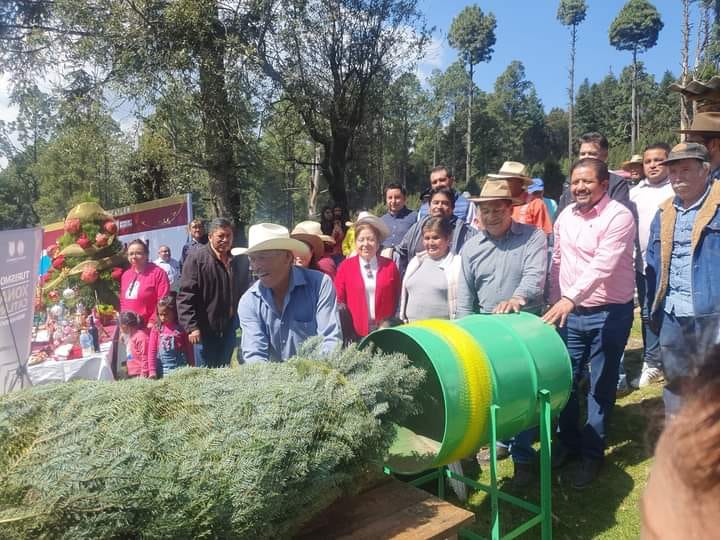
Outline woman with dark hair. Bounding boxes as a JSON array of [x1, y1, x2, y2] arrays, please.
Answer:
[[334, 212, 400, 340], [399, 217, 461, 322], [120, 239, 170, 328], [320, 204, 346, 264], [642, 351, 720, 537], [290, 221, 337, 279]]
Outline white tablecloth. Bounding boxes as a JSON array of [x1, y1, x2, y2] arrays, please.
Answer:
[[28, 342, 114, 384]]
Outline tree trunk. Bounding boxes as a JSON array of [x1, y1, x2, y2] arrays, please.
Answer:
[[466, 62, 474, 185], [433, 119, 438, 167], [631, 47, 637, 153], [308, 145, 322, 218], [568, 23, 577, 162], [680, 0, 692, 138], [196, 4, 246, 244], [322, 131, 349, 210], [451, 103, 457, 175]]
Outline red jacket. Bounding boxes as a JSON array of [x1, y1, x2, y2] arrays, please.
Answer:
[[334, 255, 400, 337]]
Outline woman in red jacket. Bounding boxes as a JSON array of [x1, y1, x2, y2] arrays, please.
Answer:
[[334, 212, 400, 340]]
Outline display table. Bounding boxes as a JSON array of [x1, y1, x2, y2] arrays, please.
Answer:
[[27, 325, 117, 385], [297, 478, 475, 539]]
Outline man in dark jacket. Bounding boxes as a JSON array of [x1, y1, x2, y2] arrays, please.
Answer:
[[557, 132, 631, 214], [178, 217, 250, 368], [179, 218, 208, 271]]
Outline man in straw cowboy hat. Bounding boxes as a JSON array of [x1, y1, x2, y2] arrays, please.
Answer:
[[237, 223, 342, 363], [679, 111, 720, 181], [456, 178, 548, 487], [543, 158, 636, 489], [488, 161, 552, 235], [620, 154, 644, 186], [646, 142, 720, 417], [290, 220, 337, 279]]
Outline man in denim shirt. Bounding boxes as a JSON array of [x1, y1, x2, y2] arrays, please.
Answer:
[[237, 224, 343, 363], [646, 143, 720, 416]]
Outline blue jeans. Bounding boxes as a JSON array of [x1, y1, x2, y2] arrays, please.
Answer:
[[658, 311, 720, 415], [637, 272, 661, 369], [557, 302, 634, 460], [193, 316, 238, 368]]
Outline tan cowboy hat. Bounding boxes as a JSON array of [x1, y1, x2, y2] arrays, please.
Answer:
[[487, 161, 533, 186], [469, 180, 524, 206], [231, 223, 310, 256], [621, 154, 644, 171], [678, 111, 720, 134], [290, 221, 334, 257], [354, 211, 390, 242]]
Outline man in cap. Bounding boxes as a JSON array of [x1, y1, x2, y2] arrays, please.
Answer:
[[456, 179, 547, 487], [237, 223, 343, 363], [621, 154, 644, 186], [491, 161, 553, 235], [178, 217, 249, 368], [681, 111, 720, 180], [630, 143, 674, 388], [528, 178, 558, 222], [543, 158, 636, 489], [646, 142, 720, 416], [395, 187, 476, 275], [558, 132, 632, 214], [416, 165, 477, 226]]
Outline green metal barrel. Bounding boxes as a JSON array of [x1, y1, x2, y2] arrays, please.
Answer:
[[359, 313, 571, 474]]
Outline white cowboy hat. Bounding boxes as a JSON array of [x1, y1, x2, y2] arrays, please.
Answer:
[[354, 211, 390, 242], [487, 161, 533, 186], [231, 223, 310, 256], [290, 221, 334, 257]]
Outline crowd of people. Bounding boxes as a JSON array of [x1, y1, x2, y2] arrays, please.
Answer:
[[113, 126, 720, 494]]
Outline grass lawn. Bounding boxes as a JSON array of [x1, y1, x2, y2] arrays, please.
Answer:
[[460, 314, 664, 539]]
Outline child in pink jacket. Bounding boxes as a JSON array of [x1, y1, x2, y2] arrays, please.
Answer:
[[120, 311, 150, 378], [147, 295, 193, 378]]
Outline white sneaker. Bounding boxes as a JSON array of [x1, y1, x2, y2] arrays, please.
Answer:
[[638, 367, 663, 387]]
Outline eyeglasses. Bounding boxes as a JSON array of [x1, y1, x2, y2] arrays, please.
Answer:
[[364, 263, 373, 279]]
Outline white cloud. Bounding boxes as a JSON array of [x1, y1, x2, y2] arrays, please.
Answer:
[[416, 34, 450, 85]]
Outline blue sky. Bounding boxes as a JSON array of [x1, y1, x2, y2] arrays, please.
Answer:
[[417, 0, 685, 111], [0, 0, 693, 138]]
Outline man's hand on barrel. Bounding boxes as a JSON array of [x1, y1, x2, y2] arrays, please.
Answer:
[[541, 297, 575, 328], [493, 296, 526, 314]]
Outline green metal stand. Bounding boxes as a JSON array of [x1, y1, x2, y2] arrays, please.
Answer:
[[385, 389, 554, 540]]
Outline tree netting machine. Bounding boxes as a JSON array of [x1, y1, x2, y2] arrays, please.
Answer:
[[360, 312, 572, 540]]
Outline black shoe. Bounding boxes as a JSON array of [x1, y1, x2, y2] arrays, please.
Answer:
[[512, 462, 537, 488], [572, 458, 603, 490], [551, 444, 579, 469]]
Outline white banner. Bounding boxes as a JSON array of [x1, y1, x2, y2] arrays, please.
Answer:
[[118, 225, 188, 266], [0, 227, 42, 395]]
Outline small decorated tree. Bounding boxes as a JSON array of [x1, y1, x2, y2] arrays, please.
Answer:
[[42, 202, 126, 311]]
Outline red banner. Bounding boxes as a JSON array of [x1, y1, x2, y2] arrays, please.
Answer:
[[43, 195, 191, 248]]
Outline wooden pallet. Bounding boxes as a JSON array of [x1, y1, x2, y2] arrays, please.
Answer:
[[297, 478, 474, 539]]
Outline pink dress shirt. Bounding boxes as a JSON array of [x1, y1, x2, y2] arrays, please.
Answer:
[[549, 194, 636, 307]]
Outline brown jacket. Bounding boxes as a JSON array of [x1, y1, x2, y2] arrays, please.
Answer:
[[649, 180, 720, 316]]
